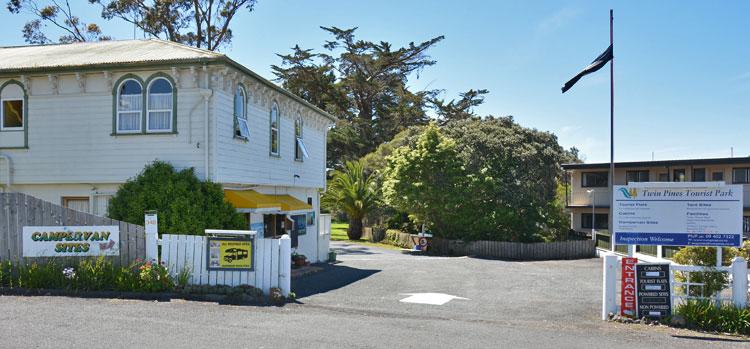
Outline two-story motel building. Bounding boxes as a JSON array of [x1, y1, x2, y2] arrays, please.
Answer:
[[562, 157, 750, 257]]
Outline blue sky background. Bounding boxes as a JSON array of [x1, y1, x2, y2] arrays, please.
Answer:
[[2, 0, 749, 163]]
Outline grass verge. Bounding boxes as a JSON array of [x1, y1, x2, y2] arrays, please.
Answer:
[[329, 222, 402, 250]]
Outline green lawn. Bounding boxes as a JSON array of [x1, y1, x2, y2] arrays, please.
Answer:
[[329, 222, 402, 250]]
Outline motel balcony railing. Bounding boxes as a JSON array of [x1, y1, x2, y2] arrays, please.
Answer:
[[567, 189, 612, 207]]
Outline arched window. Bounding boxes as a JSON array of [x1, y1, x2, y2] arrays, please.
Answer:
[[269, 102, 280, 156], [1, 83, 24, 131], [117, 79, 143, 133], [234, 86, 249, 139], [147, 78, 173, 132], [294, 117, 308, 161]]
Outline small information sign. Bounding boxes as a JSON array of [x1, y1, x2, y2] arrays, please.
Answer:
[[621, 257, 637, 317], [206, 236, 254, 271], [636, 263, 671, 319]]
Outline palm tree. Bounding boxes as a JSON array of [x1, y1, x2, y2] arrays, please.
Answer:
[[323, 161, 379, 240]]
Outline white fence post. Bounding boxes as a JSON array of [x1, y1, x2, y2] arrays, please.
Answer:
[[279, 234, 292, 297], [731, 257, 748, 308], [602, 255, 618, 320], [144, 212, 158, 263]]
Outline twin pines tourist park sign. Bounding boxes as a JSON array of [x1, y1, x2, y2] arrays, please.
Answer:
[[613, 182, 742, 319], [613, 182, 742, 247]]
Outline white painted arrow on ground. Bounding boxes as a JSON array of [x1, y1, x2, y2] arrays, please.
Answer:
[[399, 293, 469, 305]]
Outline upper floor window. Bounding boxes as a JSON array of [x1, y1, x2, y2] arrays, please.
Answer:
[[626, 170, 649, 184], [234, 86, 249, 139], [1, 83, 24, 131], [711, 171, 724, 182], [691, 168, 706, 182], [294, 117, 309, 161], [270, 102, 280, 156], [673, 169, 686, 182], [117, 79, 143, 133], [581, 172, 608, 188], [733, 168, 750, 184], [146, 78, 173, 133], [657, 173, 669, 182]]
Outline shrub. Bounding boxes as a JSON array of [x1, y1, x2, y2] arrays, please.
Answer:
[[384, 229, 411, 249], [672, 247, 737, 297], [76, 257, 117, 291], [676, 300, 750, 335], [107, 161, 246, 235]]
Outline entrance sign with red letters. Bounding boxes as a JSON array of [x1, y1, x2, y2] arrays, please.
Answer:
[[621, 257, 637, 317]]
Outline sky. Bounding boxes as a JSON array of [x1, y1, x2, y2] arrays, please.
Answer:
[[2, 0, 750, 163]]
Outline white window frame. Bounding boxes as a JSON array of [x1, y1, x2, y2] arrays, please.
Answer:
[[146, 77, 173, 133], [0, 98, 24, 131], [294, 117, 305, 161], [116, 78, 143, 134], [270, 102, 280, 156], [234, 86, 249, 139]]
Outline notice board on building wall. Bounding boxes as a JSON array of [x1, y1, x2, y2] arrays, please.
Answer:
[[613, 182, 742, 247], [636, 263, 671, 319]]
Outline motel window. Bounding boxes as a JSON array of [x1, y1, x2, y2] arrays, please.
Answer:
[[117, 79, 143, 133], [270, 102, 280, 156], [581, 213, 608, 230], [234, 86, 249, 139], [626, 170, 649, 184], [733, 168, 750, 184], [711, 171, 724, 182], [673, 169, 686, 182], [294, 117, 309, 161], [744, 216, 750, 235], [146, 78, 174, 133], [62, 197, 90, 213], [691, 168, 706, 182], [1, 83, 25, 131], [657, 173, 669, 182], [581, 172, 608, 188], [263, 214, 286, 238]]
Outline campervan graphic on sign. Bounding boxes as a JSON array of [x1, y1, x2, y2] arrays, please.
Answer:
[[207, 236, 254, 271], [613, 182, 742, 247]]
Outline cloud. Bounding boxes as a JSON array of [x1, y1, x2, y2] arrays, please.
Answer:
[[537, 8, 581, 35]]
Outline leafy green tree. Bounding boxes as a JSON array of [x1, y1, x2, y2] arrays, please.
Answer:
[[382, 123, 467, 236], [7, 0, 109, 43], [107, 161, 245, 235], [272, 27, 444, 168], [7, 0, 257, 50], [431, 89, 489, 125], [322, 161, 379, 240]]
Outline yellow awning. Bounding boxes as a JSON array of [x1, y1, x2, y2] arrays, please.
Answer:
[[224, 190, 312, 212]]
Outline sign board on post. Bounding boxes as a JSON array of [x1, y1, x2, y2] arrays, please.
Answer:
[[23, 226, 120, 257], [621, 257, 637, 317], [636, 263, 672, 319], [207, 236, 254, 271], [144, 211, 158, 263], [613, 183, 742, 247]]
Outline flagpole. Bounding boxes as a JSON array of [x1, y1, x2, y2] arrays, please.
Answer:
[[608, 9, 620, 254]]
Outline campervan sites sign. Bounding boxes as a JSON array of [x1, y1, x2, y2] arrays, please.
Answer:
[[613, 183, 742, 247], [23, 226, 120, 257]]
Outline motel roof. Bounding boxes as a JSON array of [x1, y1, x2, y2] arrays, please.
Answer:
[[562, 156, 750, 170], [0, 39, 336, 122]]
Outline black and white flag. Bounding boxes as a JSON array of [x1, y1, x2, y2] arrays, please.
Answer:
[[561, 45, 613, 93]]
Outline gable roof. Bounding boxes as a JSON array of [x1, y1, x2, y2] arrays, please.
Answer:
[[0, 39, 336, 122]]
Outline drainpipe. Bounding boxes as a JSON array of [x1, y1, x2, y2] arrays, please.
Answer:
[[201, 65, 213, 181], [0, 154, 11, 191]]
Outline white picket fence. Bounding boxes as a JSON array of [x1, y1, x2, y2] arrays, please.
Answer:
[[150, 233, 291, 296], [601, 255, 749, 320]]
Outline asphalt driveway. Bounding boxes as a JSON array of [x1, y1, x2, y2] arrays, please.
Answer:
[[0, 241, 747, 348]]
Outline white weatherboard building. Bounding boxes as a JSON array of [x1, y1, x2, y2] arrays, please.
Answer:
[[0, 39, 335, 262]]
